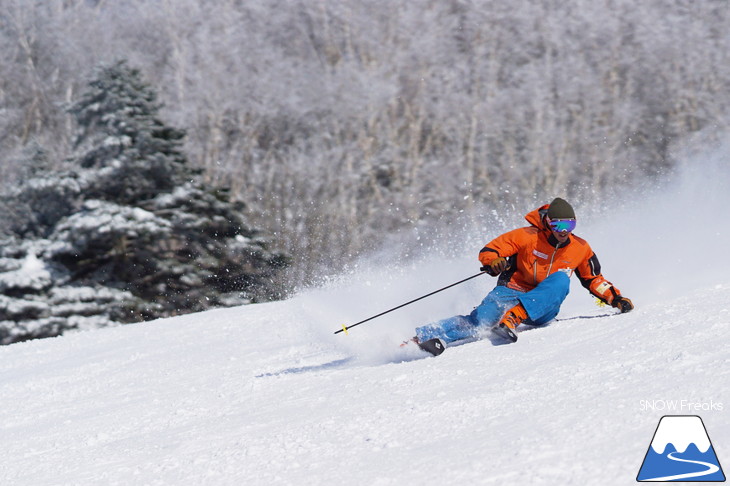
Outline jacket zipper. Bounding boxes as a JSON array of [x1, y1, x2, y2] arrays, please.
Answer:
[[535, 242, 564, 284], [546, 248, 558, 277]]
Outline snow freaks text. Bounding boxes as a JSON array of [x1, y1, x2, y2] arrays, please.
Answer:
[[639, 400, 724, 412]]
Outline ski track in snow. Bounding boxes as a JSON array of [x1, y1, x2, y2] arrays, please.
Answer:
[[1, 160, 729, 485]]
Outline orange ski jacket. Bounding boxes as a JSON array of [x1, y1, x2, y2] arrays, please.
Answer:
[[478, 204, 623, 305]]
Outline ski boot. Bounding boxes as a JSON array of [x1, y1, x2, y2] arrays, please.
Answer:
[[490, 303, 527, 343]]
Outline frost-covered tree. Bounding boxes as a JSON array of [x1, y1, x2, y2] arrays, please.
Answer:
[[69, 60, 193, 204], [0, 61, 288, 345], [3, 1, 730, 286]]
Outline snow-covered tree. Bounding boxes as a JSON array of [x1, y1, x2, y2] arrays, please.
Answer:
[[69, 60, 193, 204], [3, 1, 730, 286], [0, 61, 288, 345]]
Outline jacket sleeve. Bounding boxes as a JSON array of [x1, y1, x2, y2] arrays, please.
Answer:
[[478, 228, 530, 268], [575, 252, 623, 305]]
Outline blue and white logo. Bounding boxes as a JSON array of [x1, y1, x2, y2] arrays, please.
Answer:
[[637, 415, 725, 482]]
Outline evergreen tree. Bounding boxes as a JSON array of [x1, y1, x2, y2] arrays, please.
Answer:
[[69, 60, 193, 204], [0, 61, 288, 345]]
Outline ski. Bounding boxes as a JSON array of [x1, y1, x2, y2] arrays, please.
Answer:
[[489, 323, 518, 343], [417, 338, 447, 356]]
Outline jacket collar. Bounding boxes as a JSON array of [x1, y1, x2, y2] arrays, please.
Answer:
[[547, 232, 571, 248]]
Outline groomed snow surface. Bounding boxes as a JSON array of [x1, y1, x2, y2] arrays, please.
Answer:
[[1, 158, 728, 485], [0, 279, 727, 486]]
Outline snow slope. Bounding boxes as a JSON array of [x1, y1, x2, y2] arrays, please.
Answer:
[[1, 153, 729, 485], [0, 279, 727, 486]]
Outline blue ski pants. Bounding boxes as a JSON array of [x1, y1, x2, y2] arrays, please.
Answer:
[[415, 271, 570, 343]]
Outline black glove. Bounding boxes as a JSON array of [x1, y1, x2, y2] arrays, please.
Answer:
[[612, 296, 634, 313], [481, 257, 509, 276]]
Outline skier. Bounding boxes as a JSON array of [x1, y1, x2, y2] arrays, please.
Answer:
[[413, 198, 633, 354]]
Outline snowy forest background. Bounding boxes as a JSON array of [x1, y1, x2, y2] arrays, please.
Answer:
[[1, 0, 729, 342]]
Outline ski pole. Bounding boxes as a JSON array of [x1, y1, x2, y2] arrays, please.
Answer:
[[334, 271, 487, 335]]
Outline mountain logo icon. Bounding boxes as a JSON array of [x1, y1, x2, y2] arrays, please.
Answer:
[[637, 415, 726, 482]]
